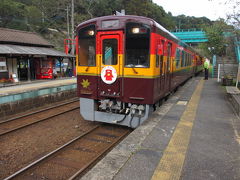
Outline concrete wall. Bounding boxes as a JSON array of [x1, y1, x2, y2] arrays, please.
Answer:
[[0, 89, 77, 119]]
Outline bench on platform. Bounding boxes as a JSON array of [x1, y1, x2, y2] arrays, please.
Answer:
[[226, 86, 240, 95]]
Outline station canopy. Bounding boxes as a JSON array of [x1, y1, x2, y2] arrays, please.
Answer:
[[0, 44, 74, 57]]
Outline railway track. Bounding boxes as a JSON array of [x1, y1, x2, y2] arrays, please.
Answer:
[[0, 98, 79, 136], [4, 124, 131, 180]]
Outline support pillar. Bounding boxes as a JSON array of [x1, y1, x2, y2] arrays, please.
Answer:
[[27, 58, 31, 81]]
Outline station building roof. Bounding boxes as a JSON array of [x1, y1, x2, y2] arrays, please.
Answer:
[[0, 28, 53, 48], [0, 28, 74, 57], [0, 44, 73, 57]]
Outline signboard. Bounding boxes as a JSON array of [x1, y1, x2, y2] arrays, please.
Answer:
[[0, 57, 6, 66], [0, 61, 6, 66], [0, 57, 7, 72], [101, 66, 117, 84]]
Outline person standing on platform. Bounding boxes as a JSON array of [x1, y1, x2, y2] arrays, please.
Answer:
[[53, 67, 57, 79], [204, 58, 210, 80]]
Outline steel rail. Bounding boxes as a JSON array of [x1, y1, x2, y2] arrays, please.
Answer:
[[0, 106, 79, 136], [3, 125, 100, 180], [68, 129, 130, 180], [0, 97, 79, 124]]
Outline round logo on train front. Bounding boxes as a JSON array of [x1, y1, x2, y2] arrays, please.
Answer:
[[101, 66, 117, 84]]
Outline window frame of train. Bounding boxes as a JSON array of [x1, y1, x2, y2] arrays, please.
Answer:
[[102, 38, 118, 65], [78, 25, 96, 67], [125, 22, 151, 68]]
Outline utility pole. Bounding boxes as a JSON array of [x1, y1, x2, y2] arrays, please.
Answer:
[[71, 0, 74, 47], [71, 0, 75, 76], [67, 5, 70, 39]]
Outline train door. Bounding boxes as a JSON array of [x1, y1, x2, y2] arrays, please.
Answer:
[[158, 40, 165, 97], [166, 43, 172, 92], [98, 31, 123, 97]]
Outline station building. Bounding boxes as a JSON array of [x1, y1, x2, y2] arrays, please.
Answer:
[[0, 28, 74, 82]]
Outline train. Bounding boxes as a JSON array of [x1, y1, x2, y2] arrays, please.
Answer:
[[75, 15, 204, 128]]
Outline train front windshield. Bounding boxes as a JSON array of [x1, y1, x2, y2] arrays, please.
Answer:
[[125, 23, 150, 68], [78, 25, 96, 66], [78, 22, 150, 68]]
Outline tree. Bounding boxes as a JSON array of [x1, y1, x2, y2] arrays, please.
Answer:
[[226, 0, 240, 29], [208, 0, 239, 29], [121, 0, 151, 16], [146, 2, 175, 29], [0, 0, 28, 30], [173, 15, 213, 30], [204, 20, 227, 57], [202, 19, 236, 77], [89, 0, 121, 17]]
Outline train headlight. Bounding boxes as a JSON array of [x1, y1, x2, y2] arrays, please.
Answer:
[[132, 27, 140, 34], [88, 30, 95, 36]]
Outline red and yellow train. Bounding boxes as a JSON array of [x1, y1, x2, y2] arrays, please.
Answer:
[[75, 15, 204, 128]]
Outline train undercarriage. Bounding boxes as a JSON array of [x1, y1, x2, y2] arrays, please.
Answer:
[[80, 97, 150, 128]]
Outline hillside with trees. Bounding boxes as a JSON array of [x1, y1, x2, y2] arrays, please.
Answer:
[[0, 0, 236, 52]]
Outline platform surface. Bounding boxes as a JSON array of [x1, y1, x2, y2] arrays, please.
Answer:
[[0, 78, 76, 96], [81, 77, 240, 180]]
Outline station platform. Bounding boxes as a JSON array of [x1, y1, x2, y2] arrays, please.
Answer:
[[0, 78, 77, 119], [81, 77, 240, 180], [0, 78, 76, 96]]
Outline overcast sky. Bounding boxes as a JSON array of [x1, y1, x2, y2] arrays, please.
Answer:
[[152, 0, 234, 20]]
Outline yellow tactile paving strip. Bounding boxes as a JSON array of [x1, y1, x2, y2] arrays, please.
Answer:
[[151, 79, 204, 180], [0, 78, 76, 95]]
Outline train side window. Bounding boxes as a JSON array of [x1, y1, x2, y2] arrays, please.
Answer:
[[156, 40, 164, 67], [160, 40, 165, 68], [186, 53, 188, 66], [78, 25, 96, 66], [181, 51, 185, 67], [161, 40, 165, 55], [167, 43, 172, 71], [156, 52, 160, 67], [156, 41, 160, 67], [175, 48, 181, 68], [102, 39, 118, 65], [160, 58, 163, 75], [188, 54, 191, 66]]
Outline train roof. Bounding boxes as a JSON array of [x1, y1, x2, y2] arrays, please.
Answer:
[[77, 15, 175, 37], [76, 15, 200, 55]]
